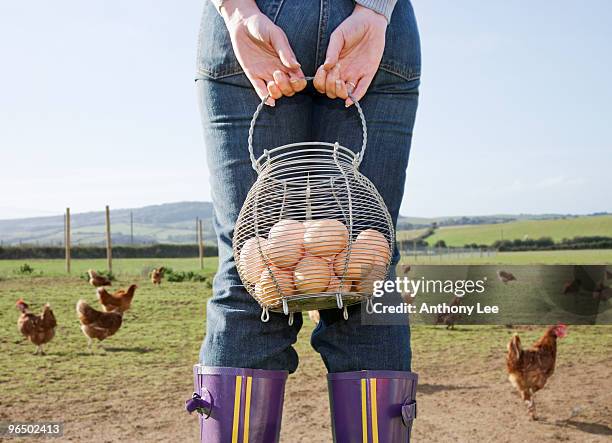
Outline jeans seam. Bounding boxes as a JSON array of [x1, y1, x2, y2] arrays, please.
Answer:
[[315, 0, 328, 69], [379, 64, 421, 82], [196, 68, 245, 80], [272, 0, 286, 23]]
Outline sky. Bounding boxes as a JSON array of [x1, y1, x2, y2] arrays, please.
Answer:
[[0, 0, 610, 220]]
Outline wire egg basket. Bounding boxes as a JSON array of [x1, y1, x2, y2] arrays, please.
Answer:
[[233, 92, 395, 323]]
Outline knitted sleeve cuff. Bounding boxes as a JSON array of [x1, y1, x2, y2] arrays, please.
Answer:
[[355, 0, 397, 23]]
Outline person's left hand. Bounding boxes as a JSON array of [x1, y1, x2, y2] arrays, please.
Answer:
[[313, 5, 387, 106]]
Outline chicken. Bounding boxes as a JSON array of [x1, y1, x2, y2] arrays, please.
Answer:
[[434, 296, 462, 329], [88, 269, 111, 287], [497, 270, 517, 284], [151, 267, 165, 286], [506, 324, 568, 420], [76, 300, 123, 351], [16, 300, 57, 355], [96, 284, 137, 313]]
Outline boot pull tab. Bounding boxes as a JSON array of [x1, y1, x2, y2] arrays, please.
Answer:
[[401, 400, 417, 425], [185, 391, 213, 419]]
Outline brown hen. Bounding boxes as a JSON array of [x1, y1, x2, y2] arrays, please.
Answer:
[[151, 267, 165, 286], [16, 300, 57, 355], [76, 300, 123, 351], [96, 284, 137, 313], [88, 269, 111, 287], [506, 324, 567, 420]]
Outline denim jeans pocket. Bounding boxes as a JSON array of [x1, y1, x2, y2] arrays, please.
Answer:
[[195, 1, 285, 80], [379, 0, 421, 82]]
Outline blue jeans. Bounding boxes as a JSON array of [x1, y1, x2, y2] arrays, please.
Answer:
[[196, 0, 420, 374]]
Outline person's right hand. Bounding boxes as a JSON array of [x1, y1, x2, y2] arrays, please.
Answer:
[[220, 0, 307, 106]]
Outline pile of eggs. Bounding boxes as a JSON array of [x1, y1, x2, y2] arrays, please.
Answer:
[[238, 219, 391, 307]]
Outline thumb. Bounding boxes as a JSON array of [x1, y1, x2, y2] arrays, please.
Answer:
[[323, 30, 344, 70], [270, 29, 300, 69]]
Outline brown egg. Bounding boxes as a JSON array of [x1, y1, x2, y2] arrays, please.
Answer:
[[265, 219, 305, 268], [304, 219, 348, 257], [255, 266, 296, 307], [356, 229, 391, 266], [355, 264, 387, 294], [294, 255, 332, 294], [333, 242, 374, 281], [327, 276, 353, 293], [239, 237, 269, 284]]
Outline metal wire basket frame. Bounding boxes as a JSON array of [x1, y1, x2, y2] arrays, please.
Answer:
[[233, 91, 395, 324]]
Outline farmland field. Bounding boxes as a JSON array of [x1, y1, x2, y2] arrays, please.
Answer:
[[1, 255, 611, 442], [422, 214, 612, 246]]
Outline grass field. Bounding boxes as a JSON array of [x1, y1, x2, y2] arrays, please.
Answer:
[[423, 214, 612, 246], [1, 254, 611, 442], [0, 257, 218, 278]]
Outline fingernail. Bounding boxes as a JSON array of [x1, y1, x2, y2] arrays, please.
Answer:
[[290, 77, 305, 83]]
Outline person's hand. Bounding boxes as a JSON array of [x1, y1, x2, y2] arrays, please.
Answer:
[[220, 0, 307, 106], [313, 5, 387, 107]]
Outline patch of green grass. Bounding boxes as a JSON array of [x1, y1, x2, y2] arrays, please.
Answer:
[[0, 275, 208, 404], [427, 215, 612, 246], [0, 257, 218, 279], [396, 228, 431, 241]]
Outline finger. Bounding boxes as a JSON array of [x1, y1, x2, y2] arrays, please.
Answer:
[[273, 70, 295, 96], [343, 78, 357, 106], [267, 80, 282, 102], [288, 70, 307, 92], [345, 75, 373, 107], [325, 64, 340, 99], [251, 77, 275, 107], [335, 78, 348, 100], [351, 75, 373, 102], [270, 29, 301, 70], [313, 65, 328, 94], [323, 30, 344, 70]]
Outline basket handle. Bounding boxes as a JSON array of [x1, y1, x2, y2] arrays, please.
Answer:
[[247, 76, 368, 171]]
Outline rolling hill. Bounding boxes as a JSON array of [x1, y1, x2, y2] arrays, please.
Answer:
[[425, 214, 612, 247], [1, 202, 610, 248], [0, 202, 215, 246]]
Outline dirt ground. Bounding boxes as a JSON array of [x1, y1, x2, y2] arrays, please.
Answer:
[[281, 347, 612, 443], [3, 329, 610, 443]]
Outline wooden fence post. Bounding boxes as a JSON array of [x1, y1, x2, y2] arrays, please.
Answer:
[[65, 208, 71, 273], [105, 205, 112, 272]]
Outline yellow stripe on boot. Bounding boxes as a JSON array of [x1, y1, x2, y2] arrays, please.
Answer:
[[243, 376, 253, 443], [361, 378, 368, 443], [232, 375, 242, 443], [370, 378, 379, 443]]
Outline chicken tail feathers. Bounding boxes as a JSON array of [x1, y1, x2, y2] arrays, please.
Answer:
[[42, 304, 57, 329], [507, 334, 522, 370]]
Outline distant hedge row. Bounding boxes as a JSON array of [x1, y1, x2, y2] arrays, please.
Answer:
[[491, 236, 612, 251], [0, 244, 218, 260]]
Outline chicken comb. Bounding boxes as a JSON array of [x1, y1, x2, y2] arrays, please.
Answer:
[[15, 298, 26, 305]]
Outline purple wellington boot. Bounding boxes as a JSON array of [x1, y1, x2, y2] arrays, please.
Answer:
[[186, 365, 288, 443], [328, 370, 418, 443]]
